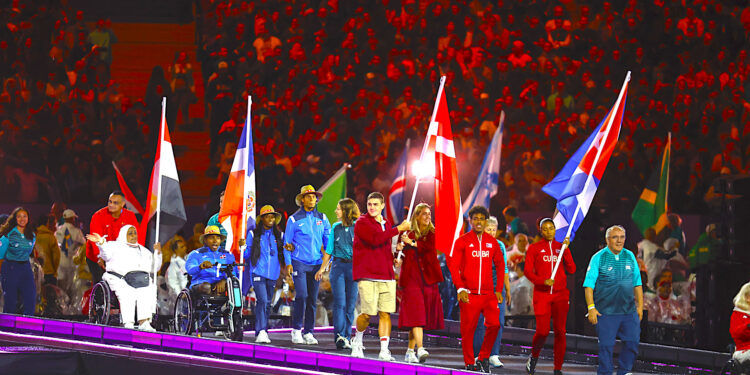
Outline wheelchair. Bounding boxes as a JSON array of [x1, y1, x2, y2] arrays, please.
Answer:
[[88, 279, 121, 326], [173, 262, 244, 341]]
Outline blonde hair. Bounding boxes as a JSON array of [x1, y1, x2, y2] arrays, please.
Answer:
[[411, 203, 434, 240], [734, 282, 750, 312]]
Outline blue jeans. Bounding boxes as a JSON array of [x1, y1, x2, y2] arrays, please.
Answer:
[[329, 259, 357, 344], [473, 301, 506, 357], [438, 254, 458, 320], [1, 260, 36, 315], [252, 274, 276, 334], [595, 312, 640, 375], [291, 259, 320, 334]]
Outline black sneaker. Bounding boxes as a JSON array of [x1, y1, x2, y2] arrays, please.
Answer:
[[526, 356, 538, 375], [553, 370, 563, 375], [477, 358, 491, 373], [465, 363, 478, 371]]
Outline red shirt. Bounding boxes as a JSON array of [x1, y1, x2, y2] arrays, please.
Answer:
[[731, 309, 750, 352], [352, 214, 399, 281], [524, 239, 576, 293], [449, 231, 505, 295], [86, 207, 138, 261], [399, 231, 443, 288]]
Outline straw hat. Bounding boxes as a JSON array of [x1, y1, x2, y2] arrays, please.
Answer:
[[295, 185, 323, 206], [259, 205, 282, 225], [200, 225, 227, 244]]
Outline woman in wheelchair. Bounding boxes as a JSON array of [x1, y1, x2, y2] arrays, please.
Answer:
[[185, 225, 237, 296], [86, 225, 161, 331], [731, 282, 750, 373]]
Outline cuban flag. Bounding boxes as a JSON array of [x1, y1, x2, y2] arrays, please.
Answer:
[[387, 139, 409, 224], [219, 96, 256, 264], [542, 72, 630, 243], [463, 111, 504, 217]]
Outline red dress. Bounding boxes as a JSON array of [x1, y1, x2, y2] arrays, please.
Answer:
[[398, 231, 444, 330]]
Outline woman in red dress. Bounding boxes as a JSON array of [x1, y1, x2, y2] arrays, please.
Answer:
[[397, 203, 444, 364]]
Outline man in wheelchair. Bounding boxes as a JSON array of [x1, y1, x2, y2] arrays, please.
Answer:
[[185, 225, 237, 295], [86, 225, 161, 331]]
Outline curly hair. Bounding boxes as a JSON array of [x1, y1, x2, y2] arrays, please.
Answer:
[[0, 207, 34, 240]]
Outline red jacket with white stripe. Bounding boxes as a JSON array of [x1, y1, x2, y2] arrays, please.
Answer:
[[524, 239, 576, 293], [730, 309, 750, 352], [449, 231, 505, 295]]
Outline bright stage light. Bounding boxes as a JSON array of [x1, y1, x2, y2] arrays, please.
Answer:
[[411, 159, 435, 178]]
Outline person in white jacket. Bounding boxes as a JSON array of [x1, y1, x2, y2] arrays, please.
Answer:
[[54, 209, 86, 298], [86, 225, 161, 331], [166, 240, 188, 300]]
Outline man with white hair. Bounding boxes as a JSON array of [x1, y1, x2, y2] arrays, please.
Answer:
[[584, 225, 643, 375]]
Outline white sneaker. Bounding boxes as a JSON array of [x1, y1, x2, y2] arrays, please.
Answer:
[[350, 338, 364, 358], [404, 349, 419, 363], [291, 329, 304, 344], [302, 332, 318, 345], [489, 355, 504, 368], [343, 337, 351, 349], [123, 322, 135, 329], [214, 331, 226, 337], [255, 330, 271, 343], [378, 349, 395, 361], [417, 347, 430, 363], [138, 321, 157, 332]]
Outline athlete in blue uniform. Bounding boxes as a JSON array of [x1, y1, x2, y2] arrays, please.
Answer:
[[583, 225, 643, 375]]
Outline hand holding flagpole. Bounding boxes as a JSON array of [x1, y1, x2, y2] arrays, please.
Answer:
[[238, 95, 252, 295]]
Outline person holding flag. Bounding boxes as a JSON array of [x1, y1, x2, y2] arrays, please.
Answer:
[[524, 218, 575, 375], [284, 185, 331, 345]]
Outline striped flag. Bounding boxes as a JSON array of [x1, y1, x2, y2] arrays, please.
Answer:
[[112, 161, 145, 216], [387, 140, 409, 224], [631, 133, 670, 235], [318, 163, 349, 224], [463, 111, 504, 217], [542, 72, 630, 243], [219, 97, 256, 263], [139, 98, 187, 246]]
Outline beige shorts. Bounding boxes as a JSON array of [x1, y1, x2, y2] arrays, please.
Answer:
[[357, 280, 396, 315]]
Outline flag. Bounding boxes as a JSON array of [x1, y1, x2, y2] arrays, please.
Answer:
[[387, 140, 409, 224], [219, 97, 257, 262], [421, 77, 462, 257], [463, 111, 504, 217], [139, 98, 187, 246], [112, 161, 145, 216], [542, 73, 630, 243], [631, 133, 670, 235], [318, 163, 349, 224]]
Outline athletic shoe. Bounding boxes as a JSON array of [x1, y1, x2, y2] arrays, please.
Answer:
[[404, 349, 419, 363], [553, 370, 563, 375], [378, 349, 395, 361], [302, 332, 318, 345], [350, 338, 364, 358], [123, 322, 135, 329], [477, 358, 491, 373], [291, 329, 304, 344], [255, 330, 271, 343], [138, 321, 157, 332], [417, 347, 429, 363], [489, 355, 504, 368], [526, 355, 538, 374], [343, 337, 352, 349], [336, 335, 347, 349], [464, 364, 478, 371]]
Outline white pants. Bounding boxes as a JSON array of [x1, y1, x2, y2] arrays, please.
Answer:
[[103, 274, 156, 325]]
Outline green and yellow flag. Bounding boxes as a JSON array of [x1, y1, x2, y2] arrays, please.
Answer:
[[317, 163, 349, 223], [631, 133, 670, 235]]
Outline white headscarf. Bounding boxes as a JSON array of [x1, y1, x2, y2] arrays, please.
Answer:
[[116, 225, 140, 248]]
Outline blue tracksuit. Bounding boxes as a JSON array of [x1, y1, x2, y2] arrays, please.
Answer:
[[246, 228, 283, 334], [185, 247, 237, 287], [0, 227, 36, 315]]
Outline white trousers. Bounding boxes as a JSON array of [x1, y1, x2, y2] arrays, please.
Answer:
[[103, 274, 156, 325]]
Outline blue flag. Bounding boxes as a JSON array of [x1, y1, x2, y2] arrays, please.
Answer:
[[463, 112, 504, 216]]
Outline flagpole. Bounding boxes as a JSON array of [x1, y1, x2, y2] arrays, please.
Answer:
[[406, 75, 446, 222], [550, 71, 630, 284], [239, 95, 252, 295], [665, 131, 670, 214], [152, 97, 166, 315]]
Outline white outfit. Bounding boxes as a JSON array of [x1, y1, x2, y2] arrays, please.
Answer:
[[97, 225, 161, 326], [166, 255, 188, 297], [638, 239, 666, 286]]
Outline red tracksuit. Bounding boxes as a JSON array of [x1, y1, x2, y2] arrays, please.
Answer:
[[524, 239, 576, 370], [450, 231, 505, 365], [730, 309, 750, 352]]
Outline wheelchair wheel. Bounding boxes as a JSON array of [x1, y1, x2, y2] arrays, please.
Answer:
[[88, 281, 111, 325], [173, 290, 193, 335], [228, 310, 243, 342]]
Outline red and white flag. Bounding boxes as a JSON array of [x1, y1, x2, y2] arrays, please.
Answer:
[[139, 98, 187, 246], [111, 161, 144, 216], [419, 76, 463, 258]]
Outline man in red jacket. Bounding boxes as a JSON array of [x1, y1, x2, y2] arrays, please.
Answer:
[[524, 218, 575, 375], [86, 191, 139, 284], [350, 192, 410, 361], [449, 205, 505, 372]]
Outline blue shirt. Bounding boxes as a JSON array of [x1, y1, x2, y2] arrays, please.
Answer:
[[246, 229, 281, 281], [0, 228, 35, 262], [583, 247, 642, 315], [492, 239, 508, 289], [326, 221, 354, 260], [284, 209, 331, 266], [185, 246, 238, 287]]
